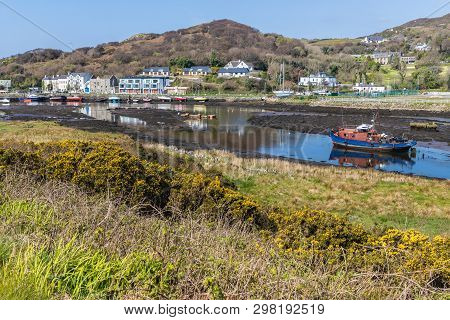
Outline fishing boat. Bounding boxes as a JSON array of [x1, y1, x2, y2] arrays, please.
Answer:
[[49, 95, 67, 102], [67, 96, 83, 102], [193, 97, 208, 102], [158, 96, 172, 102], [174, 96, 187, 102], [329, 121, 416, 152], [273, 62, 293, 98], [108, 96, 120, 103]]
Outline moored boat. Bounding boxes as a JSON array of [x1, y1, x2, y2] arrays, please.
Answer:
[[329, 123, 416, 152], [193, 97, 208, 102], [27, 94, 46, 102], [174, 96, 187, 102], [108, 96, 120, 103], [67, 96, 83, 102], [0, 98, 10, 103], [273, 61, 293, 98], [49, 95, 67, 102], [158, 95, 172, 102]]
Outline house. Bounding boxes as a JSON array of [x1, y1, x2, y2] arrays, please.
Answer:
[[182, 66, 212, 76], [415, 43, 431, 51], [42, 75, 69, 93], [217, 67, 250, 78], [118, 75, 170, 94], [370, 52, 401, 65], [88, 76, 119, 94], [142, 67, 170, 77], [352, 83, 386, 94], [362, 35, 385, 44], [299, 72, 337, 87], [224, 60, 254, 72], [0, 79, 12, 92], [400, 56, 416, 64], [67, 73, 93, 93]]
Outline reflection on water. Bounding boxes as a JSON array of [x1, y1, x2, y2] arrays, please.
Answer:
[[78, 103, 450, 179], [329, 148, 415, 169]]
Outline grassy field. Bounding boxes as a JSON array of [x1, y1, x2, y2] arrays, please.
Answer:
[[1, 121, 448, 236], [145, 146, 449, 237], [0, 120, 449, 299]]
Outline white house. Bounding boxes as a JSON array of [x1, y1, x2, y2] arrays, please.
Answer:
[[299, 72, 337, 87], [142, 67, 170, 77], [400, 56, 416, 64], [224, 60, 254, 72], [362, 35, 386, 44], [217, 67, 250, 78], [352, 83, 386, 94], [182, 66, 212, 76], [42, 75, 68, 93], [415, 43, 431, 51], [0, 79, 12, 92], [67, 73, 92, 93], [43, 72, 92, 93]]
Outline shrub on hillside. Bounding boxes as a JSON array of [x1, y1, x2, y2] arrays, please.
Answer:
[[270, 208, 368, 251], [367, 229, 449, 288], [168, 173, 269, 227]]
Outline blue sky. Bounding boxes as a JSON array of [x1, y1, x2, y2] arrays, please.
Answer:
[[0, 0, 448, 57]]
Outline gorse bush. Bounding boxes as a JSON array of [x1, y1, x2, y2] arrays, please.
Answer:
[[168, 173, 269, 227], [270, 208, 368, 251], [367, 229, 450, 288], [1, 141, 173, 208]]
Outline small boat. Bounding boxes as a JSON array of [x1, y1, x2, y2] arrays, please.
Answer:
[[49, 95, 67, 102], [95, 97, 108, 103], [132, 98, 140, 103], [174, 96, 187, 102], [273, 61, 293, 98], [67, 96, 83, 102], [0, 98, 10, 103], [142, 97, 153, 103], [27, 94, 45, 101], [329, 122, 416, 152], [193, 97, 208, 102], [158, 96, 172, 102], [108, 96, 120, 103]]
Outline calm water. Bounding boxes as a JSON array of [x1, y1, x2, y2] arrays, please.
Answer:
[[79, 103, 450, 179]]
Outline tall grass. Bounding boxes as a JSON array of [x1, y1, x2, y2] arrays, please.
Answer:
[[0, 238, 174, 300], [0, 172, 448, 299]]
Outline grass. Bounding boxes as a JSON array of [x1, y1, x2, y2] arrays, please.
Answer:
[[0, 121, 136, 152], [1, 171, 447, 300], [142, 145, 450, 237], [0, 120, 449, 299], [1, 121, 448, 236]]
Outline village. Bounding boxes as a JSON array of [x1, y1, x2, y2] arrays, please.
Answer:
[[0, 36, 438, 99]]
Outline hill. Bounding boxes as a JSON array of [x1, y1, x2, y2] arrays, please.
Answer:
[[0, 19, 313, 87], [0, 15, 448, 90]]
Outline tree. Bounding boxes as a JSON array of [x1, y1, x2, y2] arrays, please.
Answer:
[[412, 67, 442, 89], [209, 51, 221, 67], [392, 56, 407, 84], [169, 56, 194, 69]]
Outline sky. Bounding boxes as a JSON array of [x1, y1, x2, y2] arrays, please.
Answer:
[[0, 0, 449, 58]]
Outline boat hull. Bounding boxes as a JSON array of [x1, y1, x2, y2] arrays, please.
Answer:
[[329, 130, 416, 152]]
